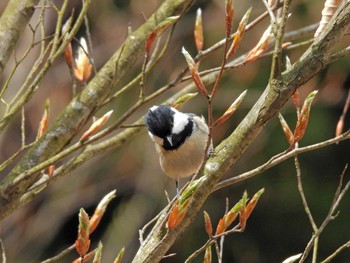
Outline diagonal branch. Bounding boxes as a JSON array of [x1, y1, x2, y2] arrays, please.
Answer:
[[214, 130, 350, 191], [131, 2, 350, 262], [0, 0, 196, 220], [0, 0, 40, 75], [270, 0, 292, 79]]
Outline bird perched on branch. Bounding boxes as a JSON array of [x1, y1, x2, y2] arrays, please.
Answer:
[[145, 105, 211, 197]]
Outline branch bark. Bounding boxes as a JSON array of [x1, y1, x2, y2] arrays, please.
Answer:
[[0, 0, 40, 75], [0, 0, 195, 220], [131, 2, 350, 262]]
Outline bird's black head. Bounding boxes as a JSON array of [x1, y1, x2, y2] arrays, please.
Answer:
[[145, 105, 194, 150], [145, 105, 174, 138]]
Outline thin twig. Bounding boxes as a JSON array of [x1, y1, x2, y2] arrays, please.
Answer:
[[270, 0, 292, 79], [328, 45, 350, 64], [218, 198, 229, 263], [0, 28, 38, 99], [162, 253, 176, 259], [0, 143, 35, 173], [185, 223, 242, 263], [21, 107, 25, 147], [40, 244, 75, 263], [184, 239, 216, 263], [294, 154, 318, 263], [191, 9, 233, 185], [39, 0, 47, 55], [299, 165, 350, 262], [335, 87, 350, 138], [139, 46, 149, 101], [20, 82, 200, 205], [195, 2, 282, 63], [321, 240, 350, 263], [0, 0, 91, 133], [294, 154, 318, 230], [101, 25, 175, 107], [183, 38, 313, 82], [214, 130, 350, 192], [262, 0, 276, 22], [83, 2, 97, 75], [139, 213, 161, 245]]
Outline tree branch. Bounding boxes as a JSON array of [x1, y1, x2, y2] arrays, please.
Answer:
[[131, 2, 350, 262], [214, 130, 350, 191], [0, 0, 40, 75], [0, 0, 196, 220]]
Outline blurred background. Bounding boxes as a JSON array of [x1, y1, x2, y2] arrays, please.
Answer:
[[0, 0, 350, 262]]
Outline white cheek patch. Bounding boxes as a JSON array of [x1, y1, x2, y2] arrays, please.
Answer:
[[150, 105, 158, 112], [172, 111, 189, 134]]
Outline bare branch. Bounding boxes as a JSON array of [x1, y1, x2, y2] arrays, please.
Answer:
[[214, 130, 350, 191], [0, 0, 40, 75], [299, 165, 350, 262], [321, 240, 350, 263]]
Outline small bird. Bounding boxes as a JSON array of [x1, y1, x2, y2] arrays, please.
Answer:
[[145, 105, 210, 197]]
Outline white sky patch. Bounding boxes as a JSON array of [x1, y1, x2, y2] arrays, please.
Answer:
[[172, 110, 189, 134]]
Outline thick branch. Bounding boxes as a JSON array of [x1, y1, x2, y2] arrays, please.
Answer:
[[131, 2, 350, 262], [0, 0, 195, 220], [0, 0, 40, 75]]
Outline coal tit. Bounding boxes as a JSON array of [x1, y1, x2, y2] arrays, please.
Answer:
[[145, 105, 210, 196]]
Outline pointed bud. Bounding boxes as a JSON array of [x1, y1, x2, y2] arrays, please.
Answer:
[[146, 16, 179, 53], [64, 42, 74, 67], [182, 47, 209, 97], [37, 99, 50, 140], [291, 90, 300, 109], [167, 200, 188, 229], [48, 165, 55, 177], [245, 188, 264, 221], [335, 117, 344, 137], [238, 191, 248, 230], [226, 7, 252, 59], [336, 90, 350, 138], [89, 190, 116, 234], [314, 0, 342, 38], [245, 25, 272, 62], [74, 37, 93, 82], [293, 90, 318, 143], [203, 245, 212, 263], [179, 177, 204, 206], [285, 55, 292, 70], [167, 179, 202, 229], [92, 242, 103, 263], [171, 92, 198, 110], [182, 47, 196, 70], [214, 90, 247, 127], [75, 208, 91, 257], [203, 211, 213, 236], [73, 250, 96, 263], [113, 247, 125, 263], [215, 217, 226, 235], [145, 31, 157, 54], [282, 42, 292, 49], [194, 8, 204, 51], [282, 253, 302, 263], [80, 110, 113, 141], [225, 0, 234, 37], [278, 113, 294, 146], [215, 197, 243, 235], [156, 16, 179, 35]]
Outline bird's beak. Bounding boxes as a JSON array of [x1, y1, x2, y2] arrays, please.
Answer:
[[166, 135, 173, 146]]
